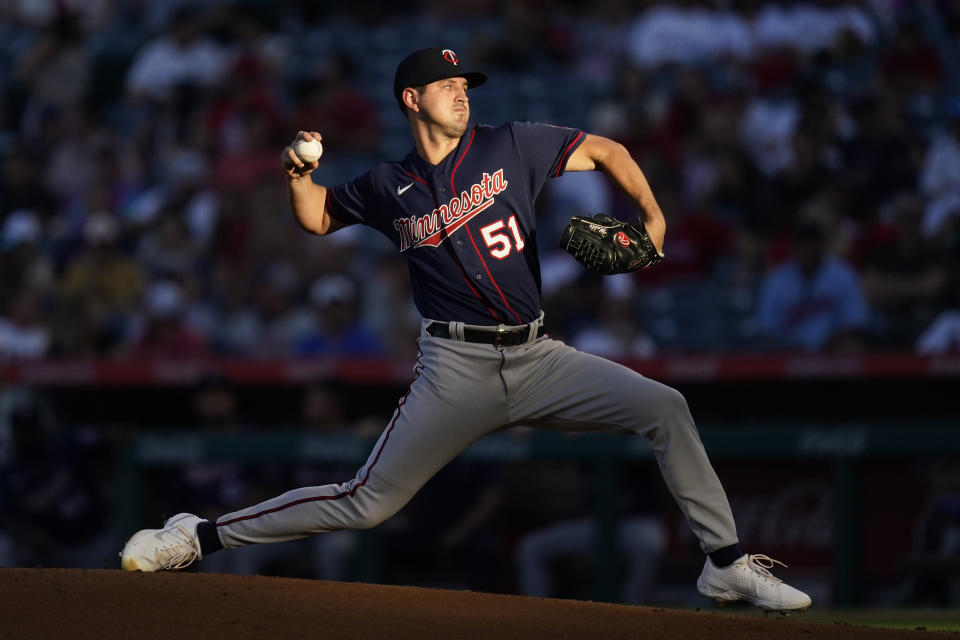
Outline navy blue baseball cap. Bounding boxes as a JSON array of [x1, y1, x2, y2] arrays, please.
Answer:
[[393, 47, 487, 108]]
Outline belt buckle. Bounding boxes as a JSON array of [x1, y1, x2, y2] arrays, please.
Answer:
[[493, 327, 511, 347]]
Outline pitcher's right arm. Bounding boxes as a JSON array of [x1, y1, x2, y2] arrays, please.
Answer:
[[282, 131, 346, 236]]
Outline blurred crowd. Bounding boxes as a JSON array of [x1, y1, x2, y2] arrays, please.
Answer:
[[1, 0, 960, 364]]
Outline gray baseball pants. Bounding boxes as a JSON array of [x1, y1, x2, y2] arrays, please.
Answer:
[[214, 317, 739, 553]]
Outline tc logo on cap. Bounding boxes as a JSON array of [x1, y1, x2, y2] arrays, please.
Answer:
[[442, 49, 459, 65]]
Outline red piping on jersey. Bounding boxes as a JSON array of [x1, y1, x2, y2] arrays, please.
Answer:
[[554, 130, 584, 177], [217, 342, 425, 529], [411, 154, 499, 322], [455, 254, 499, 322], [452, 249, 500, 322], [403, 166, 429, 186], [450, 126, 477, 193], [451, 125, 523, 324], [465, 226, 524, 324]]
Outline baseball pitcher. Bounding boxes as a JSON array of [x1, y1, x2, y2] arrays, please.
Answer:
[[121, 47, 811, 613]]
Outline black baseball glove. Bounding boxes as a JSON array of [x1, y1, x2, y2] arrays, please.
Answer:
[[560, 214, 664, 275]]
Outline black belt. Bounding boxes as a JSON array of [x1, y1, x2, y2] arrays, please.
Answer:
[[426, 321, 545, 347]]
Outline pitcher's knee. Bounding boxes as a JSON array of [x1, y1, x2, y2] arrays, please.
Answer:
[[348, 500, 399, 530], [644, 383, 690, 420], [346, 486, 408, 530], [351, 512, 385, 530], [631, 384, 697, 442], [665, 386, 691, 416]]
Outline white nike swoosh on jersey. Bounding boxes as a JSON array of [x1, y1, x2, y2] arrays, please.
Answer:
[[397, 182, 414, 196]]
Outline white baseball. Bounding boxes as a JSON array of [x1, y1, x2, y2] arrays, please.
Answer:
[[294, 139, 323, 163]]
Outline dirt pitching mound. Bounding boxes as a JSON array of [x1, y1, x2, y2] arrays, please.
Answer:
[[0, 568, 935, 639]]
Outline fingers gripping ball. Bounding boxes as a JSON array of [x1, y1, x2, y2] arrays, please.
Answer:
[[294, 139, 323, 163], [560, 213, 664, 275]]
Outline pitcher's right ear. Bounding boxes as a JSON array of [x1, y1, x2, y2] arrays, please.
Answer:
[[402, 87, 420, 114]]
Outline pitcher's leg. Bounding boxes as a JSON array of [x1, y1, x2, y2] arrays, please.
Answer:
[[505, 340, 738, 553], [217, 337, 509, 549], [214, 438, 415, 548]]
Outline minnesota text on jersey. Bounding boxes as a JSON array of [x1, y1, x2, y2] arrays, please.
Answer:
[[393, 169, 508, 251]]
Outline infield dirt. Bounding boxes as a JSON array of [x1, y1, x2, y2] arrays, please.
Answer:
[[0, 568, 947, 639]]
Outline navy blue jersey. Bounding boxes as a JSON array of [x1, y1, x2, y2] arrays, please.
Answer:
[[326, 121, 585, 325]]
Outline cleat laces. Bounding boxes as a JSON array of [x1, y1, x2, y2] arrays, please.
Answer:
[[156, 525, 200, 570], [744, 554, 786, 584]]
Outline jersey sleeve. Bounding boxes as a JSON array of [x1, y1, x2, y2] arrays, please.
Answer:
[[324, 170, 375, 226], [509, 121, 585, 183]]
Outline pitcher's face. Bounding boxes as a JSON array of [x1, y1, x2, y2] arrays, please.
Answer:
[[415, 77, 470, 138]]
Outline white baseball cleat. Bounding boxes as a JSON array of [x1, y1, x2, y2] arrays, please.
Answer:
[[696, 553, 812, 613], [120, 513, 205, 572]]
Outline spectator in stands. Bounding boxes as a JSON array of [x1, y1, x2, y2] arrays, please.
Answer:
[[0, 209, 54, 305], [917, 304, 960, 354], [515, 460, 668, 605], [384, 457, 506, 593], [4, 0, 111, 32], [543, 170, 614, 247], [251, 260, 313, 357], [293, 274, 386, 358], [0, 398, 113, 568], [363, 252, 421, 362], [738, 81, 800, 179], [916, 222, 960, 354], [60, 211, 144, 354], [209, 105, 285, 192], [919, 100, 960, 203], [467, 1, 557, 72], [124, 6, 229, 104], [14, 13, 91, 140], [807, 16, 879, 99], [881, 19, 944, 98], [0, 146, 59, 221], [782, 80, 853, 204], [571, 280, 656, 360], [287, 54, 382, 158], [753, 221, 869, 352], [862, 193, 948, 347], [0, 287, 51, 362], [194, 379, 380, 578], [626, 1, 752, 70], [636, 186, 737, 286], [923, 191, 960, 246], [204, 263, 264, 356], [135, 211, 204, 278], [294, 380, 376, 580], [208, 190, 256, 271], [203, 25, 284, 159], [170, 375, 283, 575], [901, 456, 960, 606], [570, 0, 634, 92], [843, 90, 924, 217], [751, 1, 875, 57], [82, 143, 144, 231], [126, 279, 209, 358], [39, 106, 107, 219]]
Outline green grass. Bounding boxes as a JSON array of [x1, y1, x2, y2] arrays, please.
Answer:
[[800, 609, 960, 633], [709, 606, 960, 633]]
